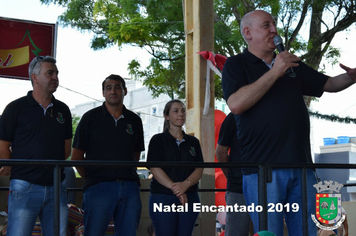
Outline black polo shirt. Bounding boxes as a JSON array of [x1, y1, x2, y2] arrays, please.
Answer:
[[0, 91, 72, 185], [222, 49, 329, 174], [217, 113, 243, 193], [147, 129, 204, 195], [73, 103, 144, 190]]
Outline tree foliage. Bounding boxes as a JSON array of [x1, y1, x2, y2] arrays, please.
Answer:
[[41, 0, 356, 101], [72, 114, 80, 138], [66, 114, 80, 160]]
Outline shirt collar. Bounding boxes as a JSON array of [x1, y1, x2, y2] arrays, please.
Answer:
[[164, 128, 187, 145], [26, 90, 57, 106], [243, 48, 277, 67], [102, 102, 128, 117], [262, 58, 275, 69]]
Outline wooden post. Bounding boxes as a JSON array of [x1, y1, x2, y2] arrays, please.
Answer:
[[184, 0, 215, 235]]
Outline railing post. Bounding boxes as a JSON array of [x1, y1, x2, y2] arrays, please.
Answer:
[[302, 168, 308, 236], [53, 165, 60, 236], [258, 165, 268, 230]]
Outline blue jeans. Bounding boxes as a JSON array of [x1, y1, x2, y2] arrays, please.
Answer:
[[7, 179, 68, 236], [149, 192, 200, 236], [82, 181, 142, 236], [225, 191, 251, 236], [243, 169, 317, 236]]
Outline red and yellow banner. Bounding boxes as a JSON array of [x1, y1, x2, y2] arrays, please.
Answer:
[[0, 17, 56, 80]]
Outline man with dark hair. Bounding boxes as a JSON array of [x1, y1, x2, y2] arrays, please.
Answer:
[[0, 56, 72, 236], [72, 74, 144, 236]]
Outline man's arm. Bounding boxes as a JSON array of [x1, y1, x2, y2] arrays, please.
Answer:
[[343, 214, 348, 236], [0, 140, 11, 176], [215, 144, 230, 177], [71, 148, 85, 178], [64, 139, 72, 160], [134, 152, 141, 162], [227, 69, 279, 114], [227, 51, 299, 114], [324, 64, 356, 92]]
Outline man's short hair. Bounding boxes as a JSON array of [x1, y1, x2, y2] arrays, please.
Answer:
[[102, 74, 126, 91], [29, 56, 56, 77], [28, 56, 56, 84]]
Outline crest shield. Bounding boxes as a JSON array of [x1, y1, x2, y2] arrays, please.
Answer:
[[315, 193, 342, 224], [126, 124, 134, 134]]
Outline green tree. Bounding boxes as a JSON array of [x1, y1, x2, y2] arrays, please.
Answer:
[[67, 114, 80, 160], [72, 114, 80, 138], [41, 0, 356, 102]]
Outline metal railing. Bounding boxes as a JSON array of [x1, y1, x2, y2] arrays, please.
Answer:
[[1, 159, 356, 236]]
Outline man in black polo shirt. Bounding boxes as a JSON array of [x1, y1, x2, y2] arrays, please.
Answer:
[[0, 56, 72, 236], [216, 113, 251, 236], [222, 9, 356, 236], [72, 74, 144, 236]]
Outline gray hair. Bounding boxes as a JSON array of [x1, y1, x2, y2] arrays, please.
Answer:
[[240, 11, 255, 43], [28, 56, 56, 84]]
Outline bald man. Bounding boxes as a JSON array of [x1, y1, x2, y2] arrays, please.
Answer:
[[222, 10, 356, 235]]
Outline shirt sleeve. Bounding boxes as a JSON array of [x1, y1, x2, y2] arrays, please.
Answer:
[[299, 62, 329, 97], [134, 116, 145, 152], [193, 137, 204, 163], [147, 135, 164, 162], [222, 56, 248, 101], [64, 106, 73, 140], [217, 113, 236, 147], [0, 103, 16, 142]]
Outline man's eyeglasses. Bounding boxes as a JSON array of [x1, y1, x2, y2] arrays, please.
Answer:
[[32, 56, 45, 68]]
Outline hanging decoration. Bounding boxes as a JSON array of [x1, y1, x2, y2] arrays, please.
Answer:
[[197, 51, 227, 115], [309, 110, 356, 124]]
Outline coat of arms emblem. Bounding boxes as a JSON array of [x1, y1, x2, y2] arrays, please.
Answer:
[[311, 180, 345, 230]]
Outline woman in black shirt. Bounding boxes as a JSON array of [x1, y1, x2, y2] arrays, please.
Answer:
[[147, 100, 204, 236]]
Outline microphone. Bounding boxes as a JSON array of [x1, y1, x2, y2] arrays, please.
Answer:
[[273, 35, 296, 77]]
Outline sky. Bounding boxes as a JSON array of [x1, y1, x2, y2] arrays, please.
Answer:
[[1, 0, 356, 154], [0, 0, 151, 111]]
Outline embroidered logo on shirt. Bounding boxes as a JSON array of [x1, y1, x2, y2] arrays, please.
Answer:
[[56, 112, 65, 124], [189, 147, 196, 156], [126, 124, 134, 134]]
